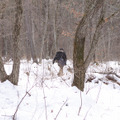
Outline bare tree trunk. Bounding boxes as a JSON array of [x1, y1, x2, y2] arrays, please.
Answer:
[[0, 0, 23, 85], [0, 57, 8, 82], [0, 2, 8, 82], [0, 3, 7, 59], [73, 0, 104, 91], [1, 27, 6, 58], [24, 0, 38, 63], [53, 1, 57, 52], [40, 0, 49, 61], [8, 0, 23, 85], [72, 37, 85, 91]]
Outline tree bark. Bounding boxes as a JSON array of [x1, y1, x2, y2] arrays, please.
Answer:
[[0, 0, 23, 85], [72, 37, 85, 91], [53, 0, 58, 52], [24, 0, 38, 63], [40, 0, 49, 61], [0, 57, 8, 82], [73, 0, 104, 91], [8, 0, 23, 85]]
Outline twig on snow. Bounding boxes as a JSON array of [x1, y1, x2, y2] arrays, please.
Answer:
[[42, 84, 48, 120], [13, 83, 36, 120], [83, 106, 92, 120], [54, 99, 68, 120], [78, 91, 82, 116], [96, 82, 102, 103]]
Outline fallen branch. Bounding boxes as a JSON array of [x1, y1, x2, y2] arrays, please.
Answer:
[[93, 71, 120, 78], [91, 71, 120, 85], [106, 75, 120, 86], [86, 75, 96, 83]]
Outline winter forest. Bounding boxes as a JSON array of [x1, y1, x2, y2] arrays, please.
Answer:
[[0, 0, 120, 120]]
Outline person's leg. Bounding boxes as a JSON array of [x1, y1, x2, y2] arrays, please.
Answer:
[[58, 66, 63, 76]]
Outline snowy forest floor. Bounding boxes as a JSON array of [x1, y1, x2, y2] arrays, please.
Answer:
[[0, 59, 120, 120]]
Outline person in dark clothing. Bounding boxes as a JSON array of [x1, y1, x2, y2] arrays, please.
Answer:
[[53, 48, 67, 68], [53, 48, 67, 76]]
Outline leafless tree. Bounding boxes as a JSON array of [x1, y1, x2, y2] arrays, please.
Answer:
[[24, 0, 38, 63], [73, 0, 120, 91], [0, 0, 23, 85], [0, 0, 120, 87]]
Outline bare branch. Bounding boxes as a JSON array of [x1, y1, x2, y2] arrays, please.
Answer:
[[42, 84, 48, 120], [78, 91, 82, 116], [96, 82, 102, 103], [54, 99, 68, 120], [83, 106, 92, 120], [13, 83, 36, 120], [104, 8, 120, 22]]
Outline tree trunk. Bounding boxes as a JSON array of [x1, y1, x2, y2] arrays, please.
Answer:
[[0, 57, 8, 82], [73, 0, 104, 91], [53, 0, 57, 52], [8, 0, 23, 85], [72, 12, 88, 91], [0, 0, 22, 85], [72, 37, 85, 91], [24, 0, 38, 63], [40, 0, 49, 61]]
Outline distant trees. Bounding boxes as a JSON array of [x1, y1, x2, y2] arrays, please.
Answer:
[[0, 0, 120, 87], [0, 0, 120, 61], [0, 0, 82, 61]]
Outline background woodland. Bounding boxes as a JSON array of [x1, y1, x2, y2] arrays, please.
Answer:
[[0, 0, 120, 62]]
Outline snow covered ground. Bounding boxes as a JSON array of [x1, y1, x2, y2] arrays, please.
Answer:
[[0, 59, 120, 120]]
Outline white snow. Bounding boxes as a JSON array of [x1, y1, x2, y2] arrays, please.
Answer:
[[0, 59, 120, 120]]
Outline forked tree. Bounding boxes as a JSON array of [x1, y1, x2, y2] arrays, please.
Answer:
[[0, 0, 23, 85], [73, 0, 120, 91], [73, 0, 105, 91]]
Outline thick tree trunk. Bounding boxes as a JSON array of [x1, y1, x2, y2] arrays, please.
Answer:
[[0, 57, 8, 82], [8, 0, 23, 85], [72, 36, 85, 91], [0, 0, 22, 85], [73, 0, 104, 91]]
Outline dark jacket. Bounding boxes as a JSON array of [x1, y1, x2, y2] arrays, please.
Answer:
[[53, 50, 67, 68]]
